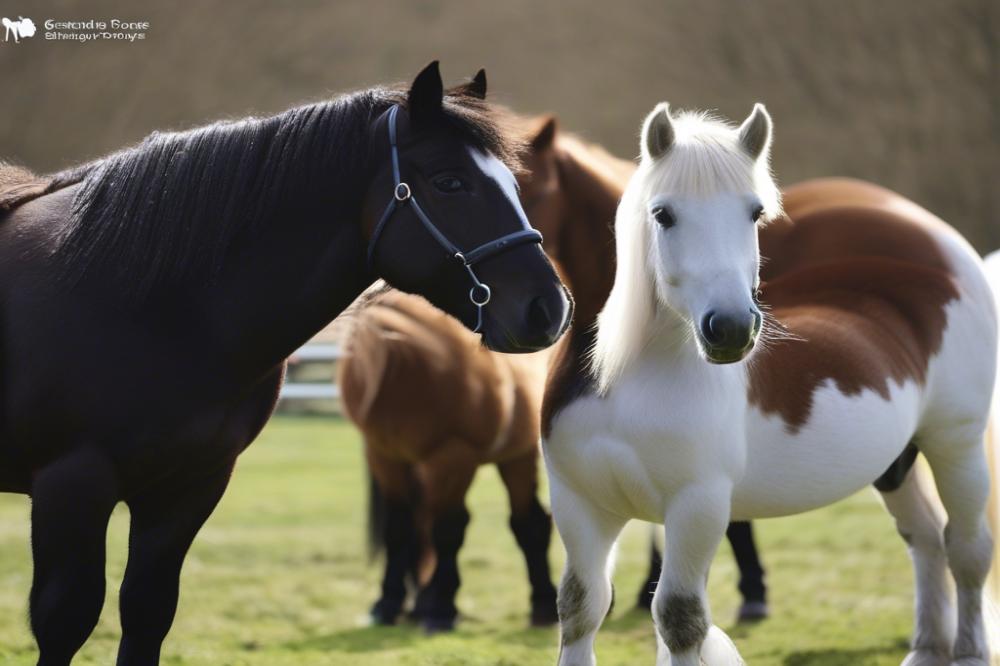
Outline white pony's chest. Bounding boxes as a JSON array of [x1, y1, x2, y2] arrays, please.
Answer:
[[545, 355, 927, 523], [544, 357, 746, 522]]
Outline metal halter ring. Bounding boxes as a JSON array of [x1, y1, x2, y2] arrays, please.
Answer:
[[394, 182, 411, 202], [469, 283, 492, 307]]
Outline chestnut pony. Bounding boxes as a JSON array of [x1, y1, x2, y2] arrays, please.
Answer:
[[0, 62, 569, 666], [339, 118, 628, 631]]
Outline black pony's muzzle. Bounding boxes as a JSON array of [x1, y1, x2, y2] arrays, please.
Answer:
[[519, 285, 572, 351], [481, 284, 570, 353], [478, 250, 572, 354]]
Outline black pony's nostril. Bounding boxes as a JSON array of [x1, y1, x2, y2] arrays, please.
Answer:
[[528, 295, 557, 334], [523, 288, 570, 347]]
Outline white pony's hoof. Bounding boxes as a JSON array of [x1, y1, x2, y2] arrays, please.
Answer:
[[655, 626, 745, 666], [699, 625, 745, 665], [900, 649, 950, 666]]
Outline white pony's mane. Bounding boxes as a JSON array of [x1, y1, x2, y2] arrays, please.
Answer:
[[590, 109, 781, 395]]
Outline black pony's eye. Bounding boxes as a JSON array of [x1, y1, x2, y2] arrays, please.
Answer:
[[751, 205, 764, 223], [434, 175, 465, 194], [651, 206, 675, 228]]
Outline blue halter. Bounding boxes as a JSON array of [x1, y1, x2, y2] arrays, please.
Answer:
[[366, 105, 543, 333]]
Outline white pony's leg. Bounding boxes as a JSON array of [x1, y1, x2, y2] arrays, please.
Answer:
[[922, 432, 994, 665], [550, 477, 626, 666], [653, 481, 740, 666], [879, 464, 954, 666]]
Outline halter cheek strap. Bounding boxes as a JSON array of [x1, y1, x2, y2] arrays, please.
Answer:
[[366, 105, 543, 333]]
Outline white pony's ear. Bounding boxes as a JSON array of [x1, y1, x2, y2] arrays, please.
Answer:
[[737, 103, 772, 161], [641, 103, 674, 162]]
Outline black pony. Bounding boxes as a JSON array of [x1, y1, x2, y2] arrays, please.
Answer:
[[0, 62, 570, 666]]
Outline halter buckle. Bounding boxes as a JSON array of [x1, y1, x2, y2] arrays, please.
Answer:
[[394, 182, 411, 202]]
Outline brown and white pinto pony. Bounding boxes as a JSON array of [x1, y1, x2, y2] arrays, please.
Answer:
[[544, 103, 1000, 666], [980, 250, 1000, 604], [338, 118, 633, 631]]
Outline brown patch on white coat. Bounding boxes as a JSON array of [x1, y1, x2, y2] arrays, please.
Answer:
[[749, 178, 961, 432]]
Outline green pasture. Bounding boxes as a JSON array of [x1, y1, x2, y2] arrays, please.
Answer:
[[0, 415, 913, 665]]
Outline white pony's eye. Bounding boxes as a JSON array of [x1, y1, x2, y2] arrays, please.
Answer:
[[751, 205, 764, 223], [651, 206, 675, 229]]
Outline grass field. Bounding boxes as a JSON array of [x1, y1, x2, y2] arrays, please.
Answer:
[[0, 415, 915, 665]]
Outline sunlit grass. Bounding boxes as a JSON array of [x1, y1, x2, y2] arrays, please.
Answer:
[[0, 415, 913, 665]]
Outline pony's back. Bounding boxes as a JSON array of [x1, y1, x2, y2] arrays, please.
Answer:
[[761, 177, 972, 282], [0, 163, 50, 213], [338, 289, 544, 457]]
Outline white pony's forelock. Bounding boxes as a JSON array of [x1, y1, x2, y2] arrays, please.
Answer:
[[643, 111, 781, 216], [589, 110, 781, 394]]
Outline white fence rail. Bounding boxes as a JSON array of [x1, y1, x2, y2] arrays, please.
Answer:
[[280, 383, 341, 400], [279, 343, 343, 402]]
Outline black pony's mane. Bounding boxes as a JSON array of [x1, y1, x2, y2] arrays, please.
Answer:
[[55, 86, 518, 300]]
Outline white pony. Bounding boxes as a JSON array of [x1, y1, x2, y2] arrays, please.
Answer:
[[542, 102, 1000, 665]]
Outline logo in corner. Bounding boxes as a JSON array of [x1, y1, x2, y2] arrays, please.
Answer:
[[2, 16, 36, 43]]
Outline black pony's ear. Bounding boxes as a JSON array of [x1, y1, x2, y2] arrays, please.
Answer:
[[449, 68, 487, 100], [408, 61, 444, 124], [467, 69, 487, 99]]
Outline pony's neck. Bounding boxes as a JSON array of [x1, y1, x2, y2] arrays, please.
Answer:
[[203, 201, 372, 383], [60, 95, 386, 304], [66, 95, 390, 383], [185, 103, 383, 383]]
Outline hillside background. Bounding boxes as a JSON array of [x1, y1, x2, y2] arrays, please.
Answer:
[[2, 0, 998, 248]]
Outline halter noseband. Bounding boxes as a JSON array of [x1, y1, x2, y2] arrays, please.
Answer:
[[366, 105, 543, 333]]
